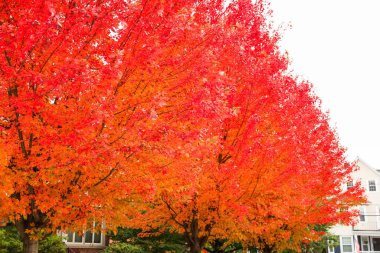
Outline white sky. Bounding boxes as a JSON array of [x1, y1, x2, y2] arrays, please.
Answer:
[[269, 0, 380, 169]]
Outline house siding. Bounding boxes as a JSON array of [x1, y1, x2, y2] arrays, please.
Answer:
[[67, 248, 106, 253], [330, 159, 380, 253]]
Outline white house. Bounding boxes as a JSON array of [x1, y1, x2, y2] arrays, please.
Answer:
[[330, 159, 380, 253]]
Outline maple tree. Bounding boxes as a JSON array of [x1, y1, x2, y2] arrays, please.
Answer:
[[0, 0, 364, 253], [226, 77, 365, 252], [119, 1, 365, 253], [0, 0, 237, 252]]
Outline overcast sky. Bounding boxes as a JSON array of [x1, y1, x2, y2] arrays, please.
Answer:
[[269, 0, 380, 169]]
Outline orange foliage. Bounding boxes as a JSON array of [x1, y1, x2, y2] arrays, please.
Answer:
[[0, 0, 364, 252], [118, 1, 364, 253]]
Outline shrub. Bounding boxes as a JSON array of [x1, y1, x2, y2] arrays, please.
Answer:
[[39, 235, 66, 253], [102, 242, 145, 253], [0, 225, 66, 253], [0, 226, 22, 253]]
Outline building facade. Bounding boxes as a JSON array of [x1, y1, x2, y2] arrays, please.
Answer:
[[59, 225, 107, 253], [330, 159, 380, 253]]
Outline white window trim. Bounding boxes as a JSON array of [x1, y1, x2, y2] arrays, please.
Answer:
[[361, 236, 370, 252], [359, 205, 367, 223], [63, 231, 104, 246], [341, 236, 354, 253], [66, 232, 103, 245], [368, 179, 377, 192], [346, 181, 354, 190], [63, 221, 105, 246]]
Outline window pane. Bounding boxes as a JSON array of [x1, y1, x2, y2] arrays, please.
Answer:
[[342, 237, 352, 244], [67, 232, 73, 242], [363, 245, 369, 251], [343, 245, 352, 252], [85, 231, 93, 243], [94, 232, 101, 243], [74, 233, 82, 243], [369, 180, 376, 191]]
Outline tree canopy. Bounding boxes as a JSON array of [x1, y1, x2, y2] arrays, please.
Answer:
[[0, 0, 364, 253]]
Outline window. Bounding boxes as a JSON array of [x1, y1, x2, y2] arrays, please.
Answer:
[[64, 221, 103, 245], [66, 230, 102, 244], [369, 180, 376, 191], [66, 232, 83, 243], [359, 206, 366, 222], [361, 236, 369, 251], [342, 236, 353, 252], [347, 181, 354, 189]]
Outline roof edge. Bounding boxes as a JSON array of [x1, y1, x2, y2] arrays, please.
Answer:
[[357, 156, 380, 176]]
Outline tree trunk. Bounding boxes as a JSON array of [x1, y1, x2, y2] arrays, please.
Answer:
[[15, 218, 40, 253], [262, 244, 273, 253], [23, 237, 39, 253], [184, 218, 210, 253], [190, 243, 202, 253]]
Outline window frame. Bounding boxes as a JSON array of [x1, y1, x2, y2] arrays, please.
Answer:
[[368, 180, 376, 192], [346, 181, 354, 190], [63, 221, 104, 246], [341, 236, 353, 253], [361, 236, 370, 252], [65, 231, 103, 245], [359, 205, 366, 223]]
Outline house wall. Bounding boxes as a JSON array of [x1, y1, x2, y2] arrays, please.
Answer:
[[330, 159, 380, 253], [67, 248, 105, 253]]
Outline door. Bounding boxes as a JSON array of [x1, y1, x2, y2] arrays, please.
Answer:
[[372, 237, 380, 251]]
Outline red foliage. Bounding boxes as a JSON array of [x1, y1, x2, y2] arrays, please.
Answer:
[[0, 0, 364, 252]]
